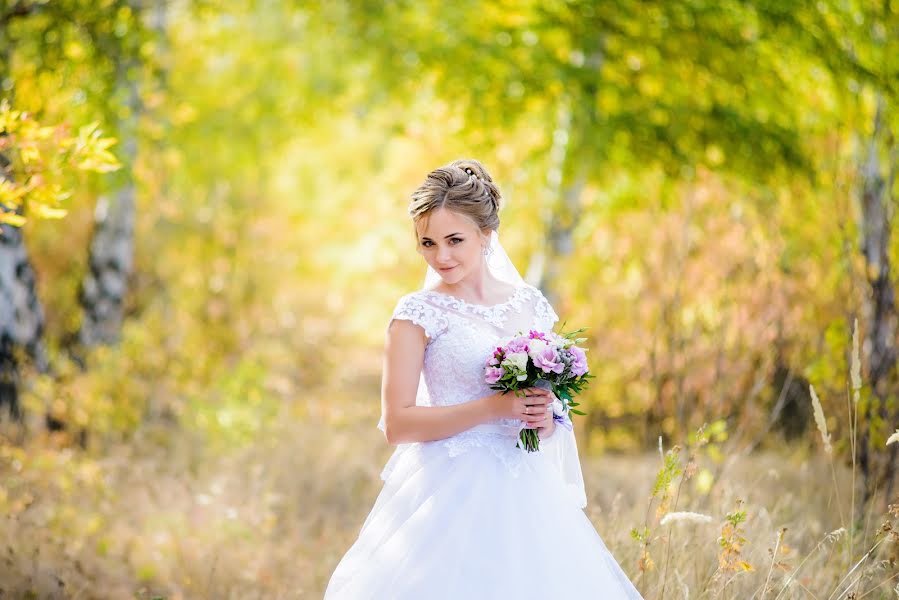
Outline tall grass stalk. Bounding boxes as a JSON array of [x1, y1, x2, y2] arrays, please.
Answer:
[[849, 317, 861, 565], [825, 537, 885, 600], [772, 528, 845, 600], [856, 572, 899, 599], [811, 383, 846, 533], [756, 527, 785, 600], [853, 477, 881, 598], [658, 458, 690, 600]]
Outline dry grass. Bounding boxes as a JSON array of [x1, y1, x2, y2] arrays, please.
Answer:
[[0, 382, 895, 599]]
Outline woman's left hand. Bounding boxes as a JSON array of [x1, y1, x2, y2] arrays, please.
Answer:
[[536, 391, 558, 440]]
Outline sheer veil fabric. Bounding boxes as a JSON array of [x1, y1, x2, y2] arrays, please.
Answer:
[[378, 229, 587, 509]]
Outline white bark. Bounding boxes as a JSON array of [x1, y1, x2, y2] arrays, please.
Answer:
[[0, 164, 49, 419], [78, 56, 139, 347]]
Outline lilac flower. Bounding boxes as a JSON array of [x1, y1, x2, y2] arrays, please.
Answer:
[[533, 345, 564, 374], [485, 366, 505, 385], [505, 335, 530, 353], [568, 345, 589, 376]]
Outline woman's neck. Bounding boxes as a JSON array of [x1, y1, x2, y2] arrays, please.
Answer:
[[434, 272, 514, 305]]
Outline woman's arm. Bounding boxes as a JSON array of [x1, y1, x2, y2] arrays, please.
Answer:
[[381, 319, 551, 445]]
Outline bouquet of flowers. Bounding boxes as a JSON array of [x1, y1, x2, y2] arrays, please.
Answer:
[[484, 326, 593, 452]]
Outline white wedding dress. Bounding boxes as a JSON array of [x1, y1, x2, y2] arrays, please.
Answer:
[[324, 283, 643, 599]]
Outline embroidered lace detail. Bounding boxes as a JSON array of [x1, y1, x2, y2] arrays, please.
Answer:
[[418, 285, 530, 328], [439, 430, 527, 477], [533, 288, 559, 331], [381, 284, 558, 478], [389, 293, 450, 340]]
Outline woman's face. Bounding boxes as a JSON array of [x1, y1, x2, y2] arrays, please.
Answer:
[[415, 207, 487, 286]]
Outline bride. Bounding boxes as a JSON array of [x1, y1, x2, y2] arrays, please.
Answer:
[[324, 159, 643, 599]]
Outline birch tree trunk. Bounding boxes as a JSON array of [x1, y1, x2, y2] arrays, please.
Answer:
[[857, 95, 898, 512], [525, 98, 570, 295], [527, 43, 603, 306], [0, 27, 49, 421], [0, 159, 49, 421], [77, 60, 138, 348]]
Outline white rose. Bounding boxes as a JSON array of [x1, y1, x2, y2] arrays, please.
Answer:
[[503, 351, 529, 372], [551, 398, 566, 417], [527, 338, 548, 360]]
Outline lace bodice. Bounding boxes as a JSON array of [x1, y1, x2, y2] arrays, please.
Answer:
[[378, 283, 559, 478]]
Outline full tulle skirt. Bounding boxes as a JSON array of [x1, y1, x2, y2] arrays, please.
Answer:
[[324, 439, 644, 599]]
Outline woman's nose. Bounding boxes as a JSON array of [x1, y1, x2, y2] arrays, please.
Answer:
[[436, 245, 452, 262]]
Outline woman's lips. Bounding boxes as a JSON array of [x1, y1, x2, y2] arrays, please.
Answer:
[[439, 266, 457, 272]]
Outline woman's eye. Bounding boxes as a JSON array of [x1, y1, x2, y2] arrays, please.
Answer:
[[422, 240, 433, 247], [450, 238, 463, 245]]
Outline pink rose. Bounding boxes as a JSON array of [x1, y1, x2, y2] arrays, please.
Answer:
[[533, 346, 564, 374], [506, 335, 530, 353], [485, 366, 505, 385], [569, 345, 588, 376]]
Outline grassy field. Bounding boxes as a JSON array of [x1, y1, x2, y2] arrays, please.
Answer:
[[1, 384, 892, 600]]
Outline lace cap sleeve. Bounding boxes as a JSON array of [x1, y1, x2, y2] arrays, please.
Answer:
[[389, 293, 449, 341], [533, 286, 560, 331]]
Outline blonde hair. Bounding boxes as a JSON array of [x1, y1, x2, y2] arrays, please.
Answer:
[[408, 159, 502, 237]]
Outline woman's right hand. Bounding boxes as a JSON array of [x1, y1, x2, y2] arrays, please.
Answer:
[[487, 387, 553, 427]]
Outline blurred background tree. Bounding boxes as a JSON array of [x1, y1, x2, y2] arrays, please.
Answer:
[[0, 0, 897, 596]]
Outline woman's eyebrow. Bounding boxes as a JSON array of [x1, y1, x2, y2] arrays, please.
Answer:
[[420, 232, 464, 240]]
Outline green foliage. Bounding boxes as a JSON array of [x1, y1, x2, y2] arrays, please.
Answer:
[[0, 0, 892, 459], [0, 3, 898, 592], [1, 0, 158, 128], [183, 356, 284, 451], [0, 101, 119, 226], [653, 445, 684, 498], [716, 500, 752, 574]]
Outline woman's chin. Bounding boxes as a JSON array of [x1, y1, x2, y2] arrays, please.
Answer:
[[438, 267, 463, 283]]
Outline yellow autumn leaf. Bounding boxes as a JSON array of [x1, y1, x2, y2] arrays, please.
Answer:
[[0, 179, 27, 205], [78, 121, 101, 139], [0, 101, 21, 132], [739, 561, 754, 571], [95, 136, 118, 151], [0, 211, 27, 227], [20, 144, 40, 165], [96, 150, 121, 167], [35, 125, 57, 140], [77, 157, 121, 173], [32, 204, 68, 219]]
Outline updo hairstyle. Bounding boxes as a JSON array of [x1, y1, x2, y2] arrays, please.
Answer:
[[408, 159, 502, 237]]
